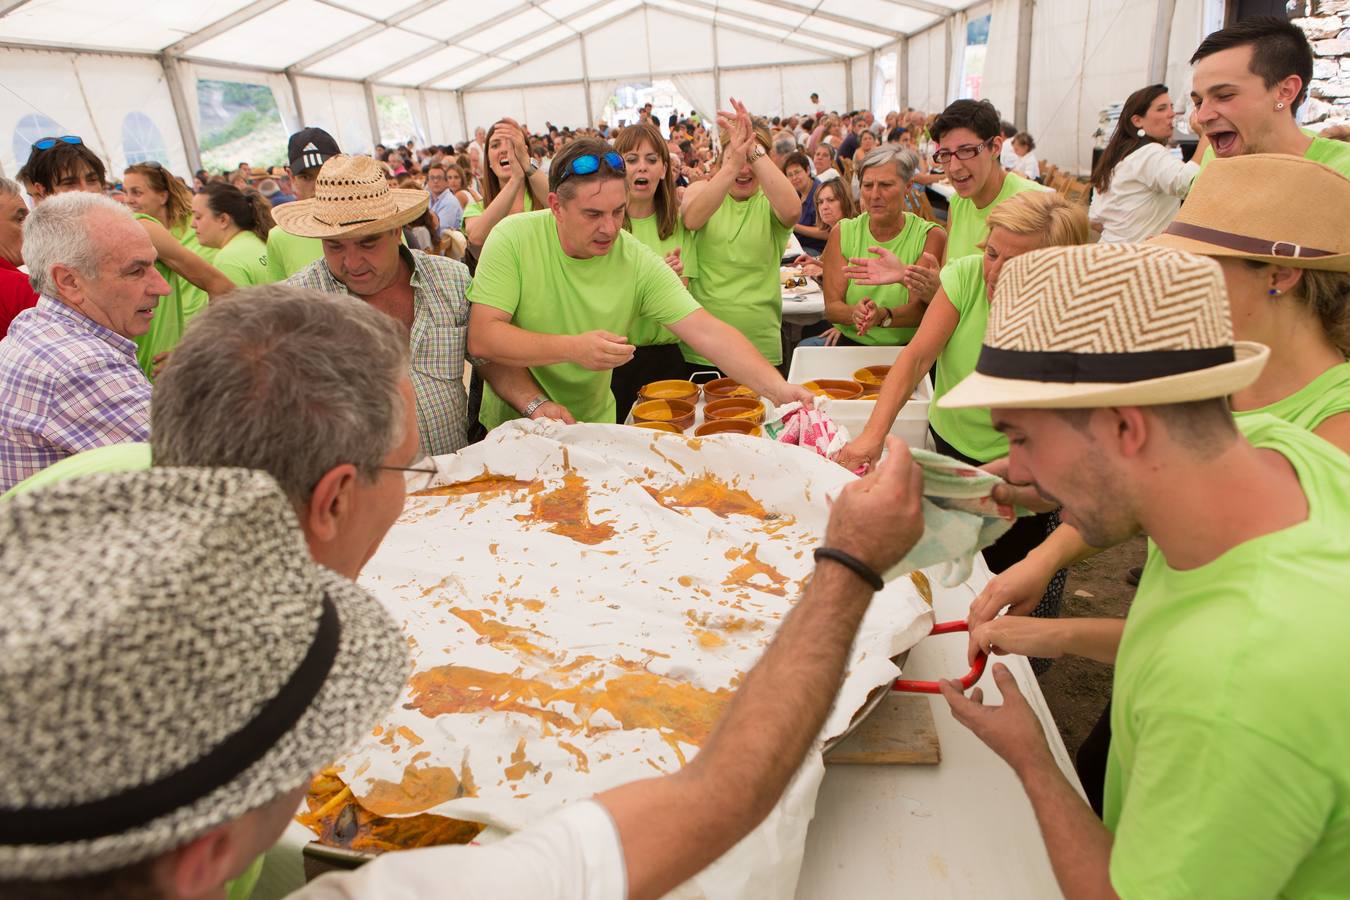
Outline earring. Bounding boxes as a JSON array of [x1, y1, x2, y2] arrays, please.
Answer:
[[1276, 102, 1285, 110], [1136, 128, 1146, 137], [1268, 289, 1281, 296]]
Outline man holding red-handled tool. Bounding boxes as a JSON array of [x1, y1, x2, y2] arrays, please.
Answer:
[[934, 243, 1350, 899]]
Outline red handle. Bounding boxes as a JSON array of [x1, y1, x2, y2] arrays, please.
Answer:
[[892, 619, 988, 694]]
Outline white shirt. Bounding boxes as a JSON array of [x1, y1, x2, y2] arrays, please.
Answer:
[[1010, 151, 1040, 182], [292, 800, 626, 900], [1000, 139, 1019, 169], [1088, 142, 1201, 244]]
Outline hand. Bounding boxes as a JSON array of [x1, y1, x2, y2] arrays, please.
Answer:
[[841, 245, 905, 285], [767, 383, 815, 407], [941, 664, 1054, 775], [570, 331, 635, 371], [979, 457, 1059, 513], [664, 247, 684, 278], [966, 554, 1057, 664], [790, 253, 822, 280], [529, 401, 576, 424], [835, 433, 884, 475], [969, 616, 1067, 660], [852, 298, 886, 337], [496, 116, 531, 172], [818, 327, 843, 347], [824, 436, 925, 574], [900, 253, 941, 303], [152, 351, 171, 378]]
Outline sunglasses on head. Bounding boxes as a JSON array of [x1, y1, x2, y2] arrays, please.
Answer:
[[32, 135, 83, 151], [556, 151, 625, 184]]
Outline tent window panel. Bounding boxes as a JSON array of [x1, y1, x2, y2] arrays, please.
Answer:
[[376, 94, 419, 146], [959, 13, 991, 100], [195, 80, 288, 173], [122, 112, 169, 166]]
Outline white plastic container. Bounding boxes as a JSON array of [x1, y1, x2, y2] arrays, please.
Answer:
[[787, 346, 933, 450]]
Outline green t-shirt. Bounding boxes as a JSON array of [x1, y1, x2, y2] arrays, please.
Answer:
[[836, 212, 939, 346], [462, 192, 535, 222], [926, 255, 1006, 462], [215, 230, 272, 287], [1200, 130, 1350, 179], [1104, 415, 1350, 898], [1233, 362, 1350, 433], [625, 212, 700, 346], [469, 210, 700, 429], [684, 191, 793, 365], [0, 442, 153, 502], [945, 172, 1039, 262], [266, 226, 323, 281], [131, 214, 216, 378]]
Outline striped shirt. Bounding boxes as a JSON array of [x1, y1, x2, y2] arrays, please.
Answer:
[[0, 297, 152, 492], [288, 248, 472, 456]]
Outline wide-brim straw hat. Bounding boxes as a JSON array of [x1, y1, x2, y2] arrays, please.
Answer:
[[273, 153, 428, 240], [1149, 154, 1350, 272], [0, 468, 409, 878], [939, 244, 1268, 410]]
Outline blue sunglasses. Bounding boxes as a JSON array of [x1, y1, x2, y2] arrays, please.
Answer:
[[32, 135, 83, 151], [557, 151, 625, 183]]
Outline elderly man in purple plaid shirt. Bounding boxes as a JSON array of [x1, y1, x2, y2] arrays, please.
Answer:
[[0, 193, 167, 492]]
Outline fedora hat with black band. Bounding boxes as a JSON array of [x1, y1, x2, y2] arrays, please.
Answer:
[[272, 154, 428, 240], [0, 468, 409, 878], [939, 244, 1269, 410], [1149, 154, 1350, 273]]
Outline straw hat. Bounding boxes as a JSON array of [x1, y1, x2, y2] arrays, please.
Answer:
[[0, 468, 408, 878], [1149, 154, 1350, 272], [272, 154, 428, 240], [939, 244, 1269, 410]]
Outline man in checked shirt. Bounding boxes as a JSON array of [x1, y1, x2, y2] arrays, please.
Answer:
[[0, 193, 166, 493]]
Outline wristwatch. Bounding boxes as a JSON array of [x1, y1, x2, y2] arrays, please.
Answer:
[[880, 310, 894, 328], [523, 395, 549, 418]]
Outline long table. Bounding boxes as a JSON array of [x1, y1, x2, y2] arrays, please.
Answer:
[[796, 557, 1079, 898]]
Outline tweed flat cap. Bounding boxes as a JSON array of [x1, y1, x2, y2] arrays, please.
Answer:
[[0, 468, 409, 878]]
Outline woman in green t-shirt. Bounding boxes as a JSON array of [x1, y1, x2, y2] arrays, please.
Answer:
[[680, 98, 802, 372], [191, 184, 275, 287], [123, 163, 233, 376], [814, 146, 946, 348], [462, 118, 549, 257], [608, 121, 701, 419]]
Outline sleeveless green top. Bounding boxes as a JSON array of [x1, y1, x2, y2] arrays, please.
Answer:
[[836, 211, 938, 346], [130, 213, 216, 377], [1233, 362, 1350, 433]]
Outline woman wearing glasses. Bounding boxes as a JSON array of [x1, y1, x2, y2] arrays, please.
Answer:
[[933, 100, 1041, 262], [1088, 84, 1200, 243], [680, 99, 802, 375], [808, 148, 945, 349], [608, 121, 701, 418]]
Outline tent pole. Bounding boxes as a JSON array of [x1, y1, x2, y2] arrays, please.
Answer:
[[286, 70, 306, 125], [868, 49, 876, 111], [943, 15, 953, 105], [160, 54, 202, 175], [1147, 0, 1177, 84], [363, 81, 381, 153], [581, 32, 595, 128], [845, 58, 854, 110], [899, 37, 909, 110], [711, 25, 722, 114], [1014, 0, 1034, 129], [456, 91, 469, 144]]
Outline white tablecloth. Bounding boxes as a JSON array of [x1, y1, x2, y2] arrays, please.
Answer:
[[926, 182, 956, 201], [782, 289, 825, 325], [795, 557, 1080, 899]]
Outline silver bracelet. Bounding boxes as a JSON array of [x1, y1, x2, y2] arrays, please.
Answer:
[[523, 395, 548, 418]]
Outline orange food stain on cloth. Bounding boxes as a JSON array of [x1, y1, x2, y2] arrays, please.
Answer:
[[504, 738, 540, 781], [644, 475, 769, 519], [557, 740, 591, 773], [414, 472, 536, 498], [449, 607, 554, 659], [909, 570, 934, 606], [516, 468, 617, 545], [359, 760, 475, 816], [694, 629, 726, 649], [722, 545, 790, 597]]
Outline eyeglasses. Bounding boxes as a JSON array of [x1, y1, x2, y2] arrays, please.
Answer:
[[556, 151, 625, 184], [931, 139, 993, 166], [32, 135, 83, 151], [380, 454, 439, 492]]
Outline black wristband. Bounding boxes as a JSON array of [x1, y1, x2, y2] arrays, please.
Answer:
[[813, 547, 884, 592]]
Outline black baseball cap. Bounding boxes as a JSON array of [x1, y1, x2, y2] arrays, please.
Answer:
[[287, 127, 341, 172]]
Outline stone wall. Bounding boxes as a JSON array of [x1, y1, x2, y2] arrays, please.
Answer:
[[1294, 0, 1350, 129]]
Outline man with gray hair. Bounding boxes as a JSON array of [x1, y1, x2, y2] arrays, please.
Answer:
[[0, 192, 167, 492], [0, 175, 38, 333]]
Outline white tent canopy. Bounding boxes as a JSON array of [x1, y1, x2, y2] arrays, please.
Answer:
[[0, 0, 1215, 180]]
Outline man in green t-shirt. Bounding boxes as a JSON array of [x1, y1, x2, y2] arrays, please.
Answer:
[[936, 243, 1350, 898], [468, 138, 813, 429], [1190, 17, 1350, 178], [932, 100, 1040, 262], [266, 128, 338, 280]]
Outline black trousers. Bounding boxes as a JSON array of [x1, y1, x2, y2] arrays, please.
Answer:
[[1076, 701, 1112, 818], [609, 343, 689, 423], [930, 427, 1067, 673]]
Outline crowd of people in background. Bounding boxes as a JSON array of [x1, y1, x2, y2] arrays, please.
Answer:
[[2, 13, 1350, 900]]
